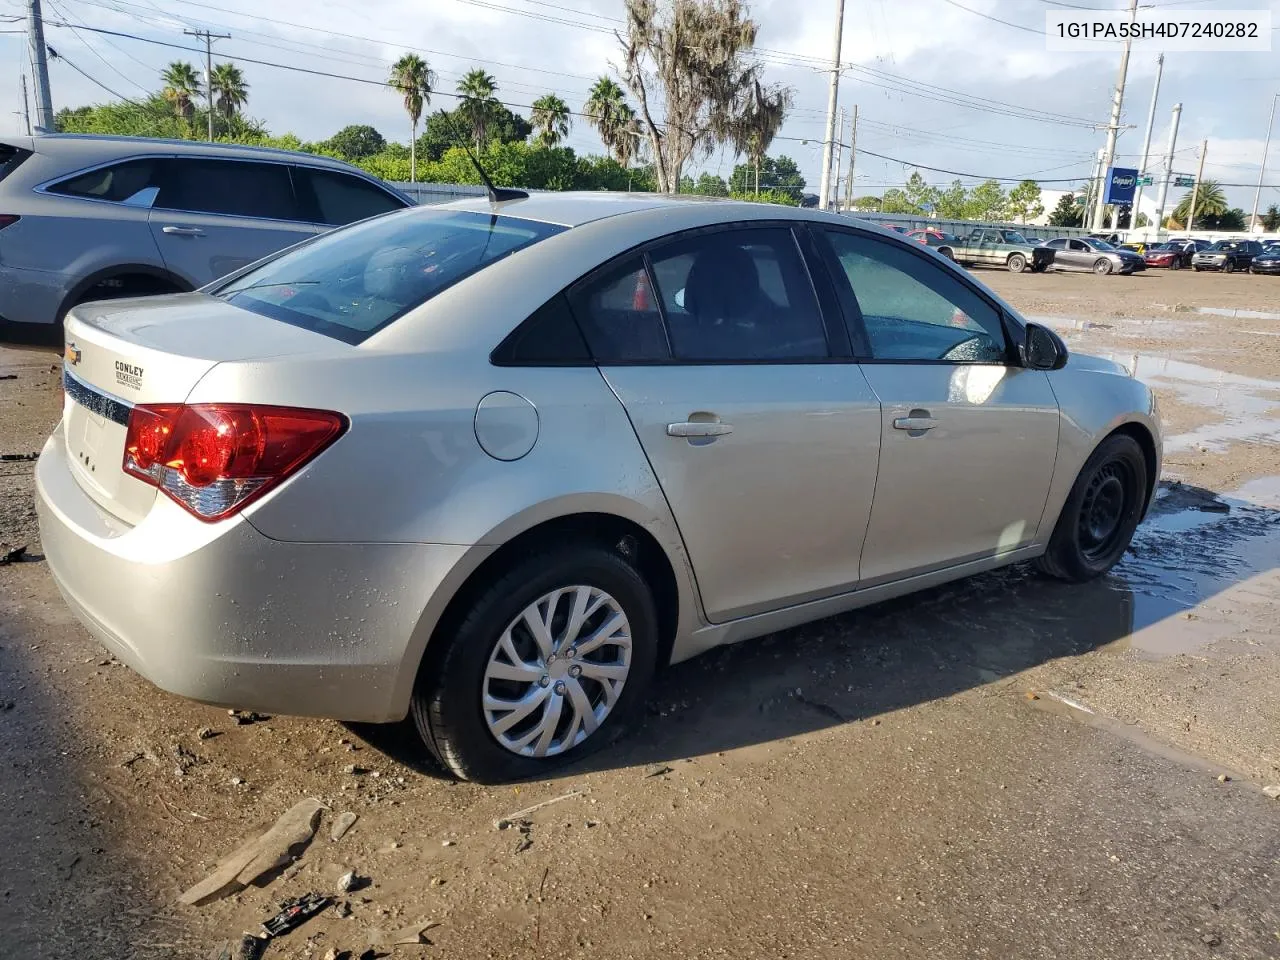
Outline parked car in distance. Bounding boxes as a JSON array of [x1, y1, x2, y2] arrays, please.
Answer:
[[1250, 245, 1280, 274], [878, 223, 910, 234], [1041, 236, 1146, 275], [0, 134, 413, 330], [946, 228, 1053, 272], [37, 192, 1162, 782], [906, 228, 963, 256], [1143, 239, 1207, 270], [1192, 239, 1264, 273]]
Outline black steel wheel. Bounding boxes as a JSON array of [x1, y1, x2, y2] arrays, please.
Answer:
[[1036, 433, 1148, 582]]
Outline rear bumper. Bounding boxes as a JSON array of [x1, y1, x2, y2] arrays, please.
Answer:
[[35, 426, 474, 722], [0, 263, 70, 327]]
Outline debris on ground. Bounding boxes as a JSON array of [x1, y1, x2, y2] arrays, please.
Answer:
[[1201, 933, 1222, 947], [0, 374, 16, 380], [330, 811, 359, 841], [197, 727, 219, 740], [1, 544, 32, 565], [335, 870, 368, 894], [179, 798, 326, 905], [1263, 785, 1280, 799], [495, 789, 587, 829], [342, 764, 368, 776], [260, 892, 331, 938], [172, 742, 199, 775], [321, 948, 353, 960], [208, 934, 267, 960], [391, 919, 440, 945], [0, 452, 38, 462], [334, 900, 352, 918], [643, 764, 674, 779], [1216, 774, 1231, 783], [228, 710, 269, 725]]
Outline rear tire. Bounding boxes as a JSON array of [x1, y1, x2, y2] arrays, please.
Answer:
[[938, 246, 955, 261], [411, 544, 659, 783], [1035, 434, 1147, 583], [1170, 258, 1181, 270], [1007, 253, 1027, 273]]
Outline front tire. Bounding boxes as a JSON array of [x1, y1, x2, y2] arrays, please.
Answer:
[[1171, 258, 1182, 270], [938, 246, 955, 261], [411, 545, 659, 782], [1224, 259, 1235, 274], [1007, 253, 1027, 273], [1036, 434, 1147, 583], [1093, 258, 1113, 276]]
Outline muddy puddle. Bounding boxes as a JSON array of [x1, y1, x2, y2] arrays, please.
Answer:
[[1082, 351, 1280, 454], [1088, 479, 1280, 657]]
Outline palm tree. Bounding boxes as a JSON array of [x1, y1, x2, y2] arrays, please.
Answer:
[[583, 76, 639, 165], [733, 79, 791, 194], [1172, 179, 1228, 229], [530, 94, 571, 148], [457, 69, 499, 152], [161, 61, 202, 123], [210, 63, 249, 128], [388, 53, 436, 182]]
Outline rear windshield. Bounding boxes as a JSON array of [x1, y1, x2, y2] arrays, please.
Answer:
[[213, 209, 566, 344]]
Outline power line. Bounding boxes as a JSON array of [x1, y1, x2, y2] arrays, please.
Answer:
[[937, 0, 1043, 34], [47, 43, 138, 101], [46, 0, 152, 94]]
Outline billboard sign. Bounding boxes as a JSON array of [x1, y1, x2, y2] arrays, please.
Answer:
[[1104, 167, 1138, 205]]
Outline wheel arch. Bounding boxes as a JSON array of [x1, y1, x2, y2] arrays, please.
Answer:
[[391, 503, 694, 721], [56, 263, 193, 323]]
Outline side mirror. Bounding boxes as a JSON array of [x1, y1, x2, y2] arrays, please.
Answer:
[[1024, 323, 1068, 371]]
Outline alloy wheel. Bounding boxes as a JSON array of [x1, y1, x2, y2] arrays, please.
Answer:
[[481, 585, 632, 758]]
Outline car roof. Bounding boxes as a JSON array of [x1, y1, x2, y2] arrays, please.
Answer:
[[19, 133, 373, 175], [436, 191, 826, 228]]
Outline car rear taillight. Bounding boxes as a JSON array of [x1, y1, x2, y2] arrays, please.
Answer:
[[123, 403, 347, 521], [0, 215, 19, 230]]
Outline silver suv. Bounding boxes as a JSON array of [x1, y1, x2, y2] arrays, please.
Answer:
[[0, 134, 412, 330]]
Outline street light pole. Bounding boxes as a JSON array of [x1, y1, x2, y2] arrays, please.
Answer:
[[817, 0, 845, 211], [1249, 93, 1278, 233], [1153, 102, 1182, 237], [1092, 0, 1140, 231], [1130, 53, 1163, 234]]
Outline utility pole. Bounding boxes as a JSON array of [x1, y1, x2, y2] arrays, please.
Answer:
[[20, 72, 31, 136], [1249, 93, 1278, 233], [1130, 53, 1163, 236], [1092, 0, 1139, 231], [185, 29, 230, 141], [1153, 101, 1182, 237], [1186, 139, 1207, 235], [25, 0, 54, 132], [831, 109, 845, 210], [1083, 148, 1104, 226], [817, 0, 846, 211], [843, 104, 858, 214]]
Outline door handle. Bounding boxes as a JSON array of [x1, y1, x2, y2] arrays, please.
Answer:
[[892, 416, 937, 431], [667, 421, 733, 438], [162, 225, 204, 237]]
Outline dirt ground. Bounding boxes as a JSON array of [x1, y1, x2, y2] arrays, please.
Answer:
[[3, 268, 1280, 960]]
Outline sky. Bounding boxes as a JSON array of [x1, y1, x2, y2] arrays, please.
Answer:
[[1, 0, 1278, 213]]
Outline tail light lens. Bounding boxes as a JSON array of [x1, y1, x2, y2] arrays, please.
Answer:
[[123, 403, 347, 522]]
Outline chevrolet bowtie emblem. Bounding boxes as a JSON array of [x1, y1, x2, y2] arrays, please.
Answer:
[[65, 342, 82, 366]]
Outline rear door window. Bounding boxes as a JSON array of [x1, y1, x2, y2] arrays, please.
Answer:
[[154, 158, 301, 221], [297, 168, 407, 226], [48, 158, 162, 206], [214, 209, 565, 344]]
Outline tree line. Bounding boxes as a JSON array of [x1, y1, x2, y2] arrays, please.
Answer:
[[56, 0, 806, 201], [1045, 181, 1276, 232], [851, 172, 1046, 223]]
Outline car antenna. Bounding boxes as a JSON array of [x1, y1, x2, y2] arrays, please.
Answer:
[[462, 146, 528, 203]]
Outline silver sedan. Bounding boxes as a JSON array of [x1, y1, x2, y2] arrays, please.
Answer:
[[36, 193, 1161, 782]]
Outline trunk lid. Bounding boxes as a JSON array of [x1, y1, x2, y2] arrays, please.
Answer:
[[61, 293, 347, 526]]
